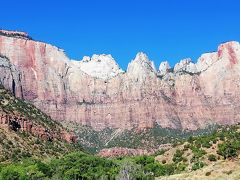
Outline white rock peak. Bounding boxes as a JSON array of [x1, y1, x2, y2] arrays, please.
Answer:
[[174, 58, 198, 74], [78, 54, 124, 80], [128, 52, 157, 72], [159, 61, 171, 76]]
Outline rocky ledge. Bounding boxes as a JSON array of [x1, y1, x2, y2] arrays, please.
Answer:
[[0, 30, 32, 40], [0, 112, 77, 143]]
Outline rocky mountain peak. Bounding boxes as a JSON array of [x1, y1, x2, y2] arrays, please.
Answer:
[[78, 54, 124, 80], [217, 41, 240, 65], [196, 41, 240, 72], [127, 52, 157, 77], [196, 52, 218, 72], [174, 58, 198, 74], [134, 52, 149, 61], [159, 61, 171, 76]]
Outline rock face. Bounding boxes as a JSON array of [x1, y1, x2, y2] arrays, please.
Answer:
[[159, 61, 171, 76], [0, 112, 77, 143], [78, 54, 124, 79], [174, 58, 198, 74], [1, 30, 240, 131]]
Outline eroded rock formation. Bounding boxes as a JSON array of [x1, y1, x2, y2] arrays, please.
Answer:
[[0, 113, 77, 143], [1, 30, 240, 131]]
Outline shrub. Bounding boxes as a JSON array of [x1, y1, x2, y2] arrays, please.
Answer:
[[176, 163, 187, 172], [217, 142, 237, 159], [190, 145, 206, 159], [154, 150, 165, 156], [202, 141, 212, 148], [183, 144, 190, 151], [219, 134, 225, 141], [172, 150, 184, 163], [208, 154, 217, 161], [192, 161, 204, 171], [188, 136, 194, 143]]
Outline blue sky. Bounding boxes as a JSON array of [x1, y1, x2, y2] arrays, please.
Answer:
[[1, 0, 240, 70]]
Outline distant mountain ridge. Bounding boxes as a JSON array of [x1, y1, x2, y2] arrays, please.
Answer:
[[0, 29, 240, 131]]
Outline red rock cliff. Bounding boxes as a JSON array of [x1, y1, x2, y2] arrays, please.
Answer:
[[0, 30, 240, 130]]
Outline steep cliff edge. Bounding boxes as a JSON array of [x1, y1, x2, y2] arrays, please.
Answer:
[[0, 29, 240, 131]]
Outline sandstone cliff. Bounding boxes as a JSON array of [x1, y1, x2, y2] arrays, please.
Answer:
[[0, 30, 240, 131]]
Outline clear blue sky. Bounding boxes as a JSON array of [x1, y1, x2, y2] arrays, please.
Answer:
[[1, 0, 240, 69]]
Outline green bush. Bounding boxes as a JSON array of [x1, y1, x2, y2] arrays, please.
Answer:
[[172, 150, 184, 163], [208, 154, 217, 161], [176, 163, 187, 172], [183, 144, 190, 151], [0, 165, 22, 180], [192, 161, 204, 171], [190, 145, 206, 160], [188, 136, 194, 143], [217, 142, 237, 159], [154, 150, 165, 156]]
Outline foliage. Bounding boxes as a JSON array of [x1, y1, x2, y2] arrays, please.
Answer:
[[208, 154, 217, 161], [73, 123, 219, 153], [0, 86, 81, 163], [172, 149, 184, 163], [192, 161, 205, 171], [154, 149, 165, 156], [0, 152, 180, 179], [190, 145, 206, 161], [217, 142, 238, 159]]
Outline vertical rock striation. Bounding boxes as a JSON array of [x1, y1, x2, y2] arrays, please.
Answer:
[[1, 30, 240, 131]]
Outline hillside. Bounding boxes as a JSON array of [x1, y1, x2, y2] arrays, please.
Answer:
[[157, 160, 240, 180], [154, 124, 240, 179], [1, 124, 240, 179], [65, 122, 218, 153], [0, 85, 81, 163]]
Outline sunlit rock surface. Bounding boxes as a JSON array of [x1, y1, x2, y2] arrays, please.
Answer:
[[1, 30, 240, 131]]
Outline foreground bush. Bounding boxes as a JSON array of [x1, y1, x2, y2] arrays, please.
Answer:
[[0, 152, 179, 179], [208, 154, 217, 161]]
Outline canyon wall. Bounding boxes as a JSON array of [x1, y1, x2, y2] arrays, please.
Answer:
[[1, 30, 240, 130]]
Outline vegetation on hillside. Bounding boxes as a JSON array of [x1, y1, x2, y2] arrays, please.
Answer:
[[2, 124, 240, 179], [0, 84, 62, 129], [0, 152, 183, 179], [0, 85, 82, 163], [66, 122, 219, 153], [155, 124, 240, 175], [2, 84, 240, 179]]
